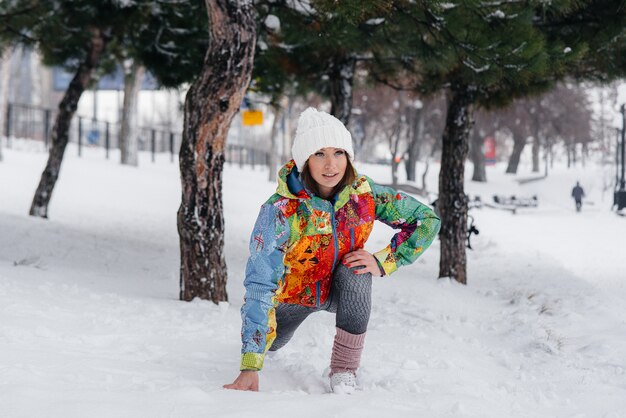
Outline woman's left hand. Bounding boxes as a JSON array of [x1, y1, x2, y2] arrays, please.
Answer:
[[342, 249, 383, 277]]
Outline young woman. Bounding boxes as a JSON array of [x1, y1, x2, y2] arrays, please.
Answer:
[[224, 107, 440, 393]]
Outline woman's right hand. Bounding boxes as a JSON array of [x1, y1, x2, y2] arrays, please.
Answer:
[[223, 370, 259, 391]]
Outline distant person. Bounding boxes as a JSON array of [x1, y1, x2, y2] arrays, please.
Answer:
[[571, 181, 585, 212], [223, 108, 440, 393]]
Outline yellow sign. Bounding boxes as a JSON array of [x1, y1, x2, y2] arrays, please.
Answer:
[[242, 110, 263, 126]]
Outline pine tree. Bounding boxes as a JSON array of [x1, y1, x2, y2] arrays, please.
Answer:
[[0, 1, 210, 216], [469, 109, 499, 183], [177, 0, 256, 303], [252, 1, 394, 124], [375, 0, 626, 284], [115, 2, 209, 166], [0, 1, 124, 218]]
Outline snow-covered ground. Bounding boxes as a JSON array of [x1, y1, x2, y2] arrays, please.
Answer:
[[1, 142, 625, 418]]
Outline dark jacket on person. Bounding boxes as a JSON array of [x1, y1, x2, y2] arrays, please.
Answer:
[[572, 185, 585, 201]]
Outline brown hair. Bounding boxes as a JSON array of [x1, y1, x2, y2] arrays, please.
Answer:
[[300, 157, 357, 199]]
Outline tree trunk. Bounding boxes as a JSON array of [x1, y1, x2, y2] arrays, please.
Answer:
[[506, 132, 526, 174], [543, 142, 549, 177], [178, 0, 256, 303], [421, 159, 430, 193], [119, 60, 146, 166], [29, 28, 107, 218], [281, 94, 294, 164], [329, 54, 356, 125], [405, 105, 424, 182], [389, 110, 403, 187], [470, 129, 486, 182], [531, 135, 540, 173], [351, 114, 366, 157], [424, 136, 441, 193], [268, 104, 282, 182], [438, 84, 475, 285], [391, 159, 400, 187], [566, 142, 572, 168], [0, 46, 14, 162]]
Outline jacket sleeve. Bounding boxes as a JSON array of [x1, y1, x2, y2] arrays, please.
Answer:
[[366, 178, 441, 276], [240, 202, 290, 371]]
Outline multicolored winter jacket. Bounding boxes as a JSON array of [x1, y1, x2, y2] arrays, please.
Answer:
[[240, 160, 440, 371]]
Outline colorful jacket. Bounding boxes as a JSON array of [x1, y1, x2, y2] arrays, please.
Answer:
[[240, 160, 441, 371]]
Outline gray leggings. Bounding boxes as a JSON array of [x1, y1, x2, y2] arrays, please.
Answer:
[[269, 263, 372, 351]]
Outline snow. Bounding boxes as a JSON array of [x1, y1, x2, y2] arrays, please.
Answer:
[[1, 142, 626, 417], [286, 0, 314, 15], [486, 10, 505, 19], [440, 3, 457, 10], [264, 15, 280, 32], [462, 58, 490, 73], [116, 0, 136, 8]]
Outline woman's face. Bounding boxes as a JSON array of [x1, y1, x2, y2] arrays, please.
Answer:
[[306, 147, 348, 198]]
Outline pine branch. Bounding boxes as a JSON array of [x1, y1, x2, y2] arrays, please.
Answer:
[[0, 26, 39, 44], [0, 4, 39, 21]]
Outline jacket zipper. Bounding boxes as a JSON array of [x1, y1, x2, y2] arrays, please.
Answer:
[[330, 204, 339, 272], [317, 203, 339, 308]]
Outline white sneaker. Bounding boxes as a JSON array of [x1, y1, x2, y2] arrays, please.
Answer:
[[330, 371, 357, 394]]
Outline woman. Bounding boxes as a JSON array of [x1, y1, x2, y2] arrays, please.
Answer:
[[224, 107, 440, 393]]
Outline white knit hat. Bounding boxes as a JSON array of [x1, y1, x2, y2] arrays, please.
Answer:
[[291, 107, 354, 171]]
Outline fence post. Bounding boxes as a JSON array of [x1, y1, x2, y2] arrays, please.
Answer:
[[170, 132, 174, 163], [5, 103, 12, 149], [43, 109, 51, 150], [78, 116, 83, 157], [151, 129, 156, 163], [105, 122, 110, 159]]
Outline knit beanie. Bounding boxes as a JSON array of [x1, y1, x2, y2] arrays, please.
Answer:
[[291, 107, 354, 171]]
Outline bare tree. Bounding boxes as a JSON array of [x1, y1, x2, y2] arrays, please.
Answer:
[[470, 109, 500, 182], [350, 85, 409, 184], [503, 103, 532, 174], [548, 83, 593, 169], [119, 59, 145, 166], [388, 107, 405, 187], [404, 98, 426, 182], [30, 28, 109, 218], [268, 103, 282, 182], [472, 82, 596, 176], [350, 85, 444, 191], [0, 46, 13, 162]]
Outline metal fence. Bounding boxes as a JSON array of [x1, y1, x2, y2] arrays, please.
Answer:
[[5, 103, 51, 143], [3, 102, 270, 166], [225, 144, 270, 169]]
